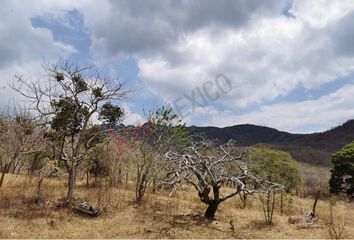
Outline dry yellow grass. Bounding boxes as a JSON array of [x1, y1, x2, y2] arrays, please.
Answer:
[[0, 174, 353, 239]]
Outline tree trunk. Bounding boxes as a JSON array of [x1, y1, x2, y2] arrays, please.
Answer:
[[125, 172, 129, 189], [0, 164, 10, 188], [86, 170, 90, 187], [280, 193, 284, 215], [0, 171, 6, 188], [270, 191, 276, 223], [66, 163, 77, 205], [152, 179, 156, 193], [118, 165, 122, 185], [36, 177, 44, 202], [16, 163, 24, 175], [136, 180, 146, 204], [240, 192, 248, 208], [310, 190, 320, 218], [204, 200, 220, 220]]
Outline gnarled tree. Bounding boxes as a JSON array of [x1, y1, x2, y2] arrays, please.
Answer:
[[11, 61, 128, 204], [160, 139, 283, 220]]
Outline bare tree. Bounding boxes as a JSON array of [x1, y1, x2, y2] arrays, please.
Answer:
[[325, 199, 347, 239], [299, 163, 331, 218], [11, 61, 129, 205], [160, 139, 284, 220], [110, 106, 188, 204], [0, 114, 43, 188], [130, 138, 159, 203], [300, 163, 330, 198], [113, 122, 174, 204]]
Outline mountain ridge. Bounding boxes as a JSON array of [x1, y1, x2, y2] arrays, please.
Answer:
[[113, 120, 354, 166], [188, 119, 354, 166]]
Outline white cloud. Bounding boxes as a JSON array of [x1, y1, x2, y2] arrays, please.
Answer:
[[290, 0, 354, 28], [138, 11, 354, 108], [121, 104, 145, 126], [75, 1, 354, 109], [79, 0, 287, 58], [0, 0, 81, 107]]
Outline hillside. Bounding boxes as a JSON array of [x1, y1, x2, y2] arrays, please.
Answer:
[[188, 120, 354, 166]]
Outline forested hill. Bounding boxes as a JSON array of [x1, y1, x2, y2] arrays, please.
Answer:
[[188, 120, 354, 166]]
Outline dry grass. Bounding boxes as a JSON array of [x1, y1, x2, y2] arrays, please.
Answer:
[[0, 174, 353, 239]]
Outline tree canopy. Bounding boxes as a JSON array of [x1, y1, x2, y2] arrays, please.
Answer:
[[329, 141, 354, 199], [248, 146, 302, 193], [99, 102, 124, 127]]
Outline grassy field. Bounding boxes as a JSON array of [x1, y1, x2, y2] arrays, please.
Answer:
[[0, 174, 353, 239]]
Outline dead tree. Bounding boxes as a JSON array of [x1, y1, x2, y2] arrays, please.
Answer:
[[159, 139, 284, 220]]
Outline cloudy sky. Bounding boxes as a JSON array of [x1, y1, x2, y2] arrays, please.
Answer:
[[1, 0, 354, 133]]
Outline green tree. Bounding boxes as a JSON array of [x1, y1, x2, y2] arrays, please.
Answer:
[[99, 102, 124, 128], [329, 141, 354, 200], [12, 61, 128, 204], [249, 146, 301, 192], [249, 146, 301, 224], [87, 144, 110, 177], [147, 105, 189, 152]]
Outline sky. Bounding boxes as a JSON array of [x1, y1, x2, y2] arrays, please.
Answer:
[[1, 0, 354, 133]]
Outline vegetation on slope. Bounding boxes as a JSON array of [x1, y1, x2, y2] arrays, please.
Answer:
[[189, 120, 354, 166]]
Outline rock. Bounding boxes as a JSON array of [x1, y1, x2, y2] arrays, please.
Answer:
[[72, 202, 102, 217]]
